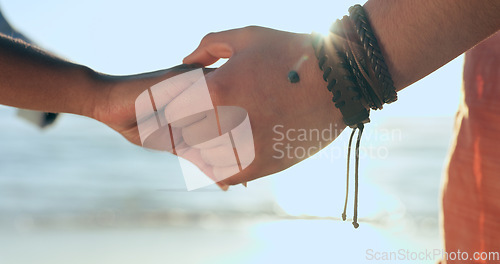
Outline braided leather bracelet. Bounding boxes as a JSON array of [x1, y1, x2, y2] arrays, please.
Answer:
[[348, 5, 397, 105], [311, 4, 397, 228]]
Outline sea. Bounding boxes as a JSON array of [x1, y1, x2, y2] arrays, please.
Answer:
[[0, 107, 455, 264]]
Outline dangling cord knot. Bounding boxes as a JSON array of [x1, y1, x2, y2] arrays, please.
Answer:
[[353, 123, 364, 228], [342, 127, 357, 221], [342, 123, 364, 229]]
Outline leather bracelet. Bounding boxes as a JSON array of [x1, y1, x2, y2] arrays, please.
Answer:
[[311, 28, 370, 128], [313, 5, 398, 125], [312, 26, 367, 229], [310, 4, 397, 229], [348, 4, 397, 105], [336, 16, 385, 110]]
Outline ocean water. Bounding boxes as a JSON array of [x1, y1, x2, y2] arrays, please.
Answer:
[[0, 107, 455, 264], [0, 107, 277, 215]]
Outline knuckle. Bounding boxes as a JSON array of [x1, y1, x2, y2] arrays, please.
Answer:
[[243, 25, 259, 32], [205, 76, 225, 105], [241, 25, 263, 38], [181, 127, 196, 146], [200, 148, 213, 164], [201, 32, 217, 43]]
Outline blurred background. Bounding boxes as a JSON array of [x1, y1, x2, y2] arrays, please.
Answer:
[[0, 0, 462, 263]]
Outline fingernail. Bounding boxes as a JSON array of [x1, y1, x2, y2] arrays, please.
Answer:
[[217, 182, 229, 191]]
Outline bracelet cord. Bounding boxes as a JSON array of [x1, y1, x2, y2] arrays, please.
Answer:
[[311, 4, 397, 229]]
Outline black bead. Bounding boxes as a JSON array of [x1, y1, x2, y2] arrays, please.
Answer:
[[288, 70, 300, 83]]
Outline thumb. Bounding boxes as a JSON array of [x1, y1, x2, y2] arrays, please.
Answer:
[[183, 28, 247, 66]]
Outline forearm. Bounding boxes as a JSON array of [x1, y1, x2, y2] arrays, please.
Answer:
[[0, 34, 102, 117], [364, 0, 500, 90]]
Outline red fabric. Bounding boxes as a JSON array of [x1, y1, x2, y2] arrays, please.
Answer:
[[442, 32, 500, 263]]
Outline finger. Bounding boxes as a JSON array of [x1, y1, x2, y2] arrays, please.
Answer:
[[135, 107, 161, 146], [183, 28, 248, 66], [200, 145, 239, 167], [215, 106, 247, 134], [181, 111, 220, 147], [164, 76, 214, 125], [169, 112, 207, 128], [180, 106, 248, 148], [184, 42, 232, 66], [177, 147, 215, 180], [223, 110, 255, 170], [171, 111, 227, 150], [218, 169, 256, 186], [141, 124, 182, 152], [149, 68, 205, 112], [216, 182, 229, 191], [174, 141, 190, 156], [213, 165, 240, 183], [136, 69, 206, 144], [178, 147, 228, 191]]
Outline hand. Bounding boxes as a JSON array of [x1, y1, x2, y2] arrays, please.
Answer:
[[182, 26, 346, 186], [92, 65, 243, 190], [91, 64, 211, 147]]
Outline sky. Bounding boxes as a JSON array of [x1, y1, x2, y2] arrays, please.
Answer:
[[0, 0, 463, 118]]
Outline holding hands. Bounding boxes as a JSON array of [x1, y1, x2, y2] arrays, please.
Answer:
[[181, 27, 346, 186], [94, 27, 346, 189]]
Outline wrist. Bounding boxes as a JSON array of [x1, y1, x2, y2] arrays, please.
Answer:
[[77, 67, 114, 119], [294, 33, 347, 136]]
